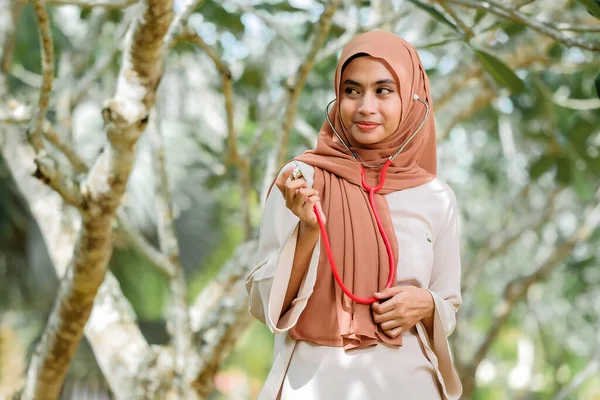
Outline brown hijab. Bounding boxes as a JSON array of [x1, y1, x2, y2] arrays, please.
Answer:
[[286, 31, 437, 350]]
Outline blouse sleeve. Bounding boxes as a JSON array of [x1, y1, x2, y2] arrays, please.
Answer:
[[415, 183, 463, 400], [244, 161, 321, 334]]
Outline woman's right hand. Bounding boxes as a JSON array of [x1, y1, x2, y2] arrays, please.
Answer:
[[275, 166, 326, 230]]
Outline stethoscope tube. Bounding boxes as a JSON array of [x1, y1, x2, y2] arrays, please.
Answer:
[[295, 94, 430, 304]]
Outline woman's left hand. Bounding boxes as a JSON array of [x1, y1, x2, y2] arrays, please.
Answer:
[[371, 286, 434, 339]]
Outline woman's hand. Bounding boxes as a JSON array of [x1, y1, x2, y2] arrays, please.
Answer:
[[275, 166, 326, 230], [371, 286, 434, 339]]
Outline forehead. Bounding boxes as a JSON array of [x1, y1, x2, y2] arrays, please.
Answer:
[[340, 57, 396, 83]]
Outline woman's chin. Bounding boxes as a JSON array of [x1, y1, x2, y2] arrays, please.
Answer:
[[350, 131, 384, 145]]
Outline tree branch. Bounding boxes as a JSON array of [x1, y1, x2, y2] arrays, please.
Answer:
[[276, 0, 342, 168], [0, 321, 26, 398], [38, 105, 179, 281], [315, 9, 411, 63], [29, 0, 54, 153], [6, 76, 181, 282], [70, 49, 121, 107], [70, 15, 132, 108], [187, 240, 258, 396], [514, 0, 535, 9], [0, 0, 22, 76], [21, 0, 174, 396], [179, 26, 238, 166], [42, 122, 89, 174], [460, 193, 600, 397], [554, 23, 600, 33], [47, 0, 137, 8], [438, 87, 496, 141], [115, 209, 176, 277], [436, 0, 475, 40], [191, 280, 254, 397], [180, 25, 254, 238], [148, 110, 193, 396], [8, 65, 42, 88], [162, 0, 206, 51], [0, 128, 150, 400], [226, 0, 299, 50], [1, 101, 85, 207], [447, 0, 600, 52], [31, 154, 84, 208], [434, 39, 552, 111]]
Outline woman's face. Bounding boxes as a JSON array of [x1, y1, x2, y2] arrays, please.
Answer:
[[339, 57, 401, 146]]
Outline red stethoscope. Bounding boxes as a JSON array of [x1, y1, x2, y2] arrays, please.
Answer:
[[291, 94, 430, 305]]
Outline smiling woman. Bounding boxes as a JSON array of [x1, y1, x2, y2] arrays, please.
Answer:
[[339, 56, 402, 145], [246, 30, 463, 400]]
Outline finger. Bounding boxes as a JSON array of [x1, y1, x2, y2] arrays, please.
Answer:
[[284, 181, 309, 204], [374, 286, 404, 300], [276, 167, 295, 187], [276, 167, 299, 196], [288, 176, 309, 187], [295, 188, 319, 199], [301, 195, 320, 215], [286, 179, 309, 193], [373, 295, 403, 314], [292, 189, 318, 210], [380, 319, 401, 331], [371, 309, 396, 324], [384, 326, 404, 339]]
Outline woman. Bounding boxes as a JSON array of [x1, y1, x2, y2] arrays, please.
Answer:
[[245, 30, 463, 400]]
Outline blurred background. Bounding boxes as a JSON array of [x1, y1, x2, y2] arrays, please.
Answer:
[[1, 0, 599, 399]]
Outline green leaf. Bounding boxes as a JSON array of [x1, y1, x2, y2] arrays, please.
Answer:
[[474, 49, 526, 94], [420, 37, 462, 49], [529, 154, 555, 179], [201, 0, 245, 37], [569, 256, 597, 270], [255, 2, 306, 13], [236, 62, 265, 92], [578, 0, 600, 19], [570, 160, 595, 201], [406, 0, 460, 32], [473, 10, 486, 26], [547, 43, 564, 60], [502, 21, 528, 36], [556, 155, 571, 185]]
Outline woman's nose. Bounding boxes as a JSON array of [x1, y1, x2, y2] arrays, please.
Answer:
[[358, 94, 376, 115]]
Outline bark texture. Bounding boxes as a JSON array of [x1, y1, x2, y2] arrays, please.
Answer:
[[16, 0, 174, 398]]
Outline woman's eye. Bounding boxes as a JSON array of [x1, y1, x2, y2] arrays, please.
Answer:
[[344, 87, 359, 95], [377, 87, 393, 95]]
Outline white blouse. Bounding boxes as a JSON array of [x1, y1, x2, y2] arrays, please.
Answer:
[[245, 161, 463, 400]]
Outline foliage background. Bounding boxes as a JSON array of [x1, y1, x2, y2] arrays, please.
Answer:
[[1, 0, 600, 398]]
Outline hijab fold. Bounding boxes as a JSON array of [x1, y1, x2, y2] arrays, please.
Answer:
[[282, 31, 438, 350]]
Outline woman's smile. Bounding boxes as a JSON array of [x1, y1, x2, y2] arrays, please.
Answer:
[[355, 121, 381, 131]]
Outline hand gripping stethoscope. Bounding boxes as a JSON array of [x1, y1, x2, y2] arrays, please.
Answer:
[[291, 94, 430, 305]]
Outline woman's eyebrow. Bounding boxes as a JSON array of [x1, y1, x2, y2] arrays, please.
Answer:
[[375, 79, 396, 85], [342, 79, 396, 86], [342, 79, 362, 87]]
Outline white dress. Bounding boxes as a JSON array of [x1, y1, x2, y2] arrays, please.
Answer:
[[245, 161, 463, 400]]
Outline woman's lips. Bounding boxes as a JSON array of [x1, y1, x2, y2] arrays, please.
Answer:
[[355, 122, 380, 131]]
